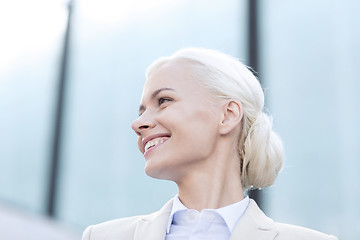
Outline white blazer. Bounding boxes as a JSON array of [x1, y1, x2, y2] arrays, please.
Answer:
[[82, 198, 338, 240]]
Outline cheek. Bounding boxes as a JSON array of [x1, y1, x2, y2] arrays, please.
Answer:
[[173, 109, 219, 150]]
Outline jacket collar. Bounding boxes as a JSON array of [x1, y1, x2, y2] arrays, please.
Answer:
[[134, 198, 278, 240], [230, 199, 278, 240], [133, 198, 173, 240]]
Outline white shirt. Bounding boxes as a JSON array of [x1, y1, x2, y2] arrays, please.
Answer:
[[165, 195, 250, 240]]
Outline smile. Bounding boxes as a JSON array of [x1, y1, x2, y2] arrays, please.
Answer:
[[144, 137, 170, 154]]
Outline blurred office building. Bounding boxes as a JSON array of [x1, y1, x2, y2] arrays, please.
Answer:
[[0, 0, 359, 239]]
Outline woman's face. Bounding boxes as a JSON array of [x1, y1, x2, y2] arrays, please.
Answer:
[[131, 61, 223, 181]]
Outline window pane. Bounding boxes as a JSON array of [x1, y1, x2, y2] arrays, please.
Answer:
[[0, 1, 67, 213], [261, 1, 360, 239]]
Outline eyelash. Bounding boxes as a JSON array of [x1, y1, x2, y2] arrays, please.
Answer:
[[138, 97, 173, 116], [158, 97, 172, 106]]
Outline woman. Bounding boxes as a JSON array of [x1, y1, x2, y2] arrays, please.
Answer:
[[82, 48, 338, 240]]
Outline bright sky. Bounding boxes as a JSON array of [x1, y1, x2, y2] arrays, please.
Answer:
[[78, 0, 182, 24], [0, 0, 68, 76], [0, 0, 183, 77]]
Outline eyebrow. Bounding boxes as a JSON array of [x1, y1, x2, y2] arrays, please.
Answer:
[[138, 87, 175, 113]]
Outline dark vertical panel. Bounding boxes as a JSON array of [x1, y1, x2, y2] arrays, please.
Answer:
[[247, 0, 263, 208], [248, 0, 259, 72], [47, 0, 73, 217]]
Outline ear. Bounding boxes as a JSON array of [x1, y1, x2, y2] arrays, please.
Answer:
[[219, 100, 243, 135]]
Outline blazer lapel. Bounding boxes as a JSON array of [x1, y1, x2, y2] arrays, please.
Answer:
[[230, 199, 278, 240], [133, 198, 173, 240]]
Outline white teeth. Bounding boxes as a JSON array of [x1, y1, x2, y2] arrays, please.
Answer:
[[144, 137, 168, 152]]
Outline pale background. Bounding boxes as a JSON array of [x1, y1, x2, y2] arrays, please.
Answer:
[[0, 0, 359, 239]]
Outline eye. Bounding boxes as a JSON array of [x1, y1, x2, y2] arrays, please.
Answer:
[[158, 97, 172, 106]]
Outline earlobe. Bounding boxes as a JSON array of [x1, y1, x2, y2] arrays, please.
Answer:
[[219, 100, 243, 135]]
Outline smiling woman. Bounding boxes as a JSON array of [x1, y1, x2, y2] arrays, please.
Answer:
[[82, 48, 338, 240], [133, 60, 226, 182]]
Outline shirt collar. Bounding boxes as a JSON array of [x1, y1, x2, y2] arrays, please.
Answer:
[[166, 194, 187, 233], [166, 194, 250, 234], [214, 195, 249, 232]]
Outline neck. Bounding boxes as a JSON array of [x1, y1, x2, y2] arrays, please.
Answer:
[[175, 149, 244, 211]]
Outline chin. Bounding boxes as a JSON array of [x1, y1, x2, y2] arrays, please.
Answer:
[[144, 161, 176, 181]]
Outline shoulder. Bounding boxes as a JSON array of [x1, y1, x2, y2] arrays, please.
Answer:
[[82, 198, 174, 240], [82, 211, 161, 240], [273, 222, 339, 240], [243, 199, 338, 240], [82, 214, 146, 240]]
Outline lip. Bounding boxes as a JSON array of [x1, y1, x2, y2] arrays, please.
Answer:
[[142, 133, 171, 150]]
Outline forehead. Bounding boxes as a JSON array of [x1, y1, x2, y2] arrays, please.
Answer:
[[141, 61, 199, 97]]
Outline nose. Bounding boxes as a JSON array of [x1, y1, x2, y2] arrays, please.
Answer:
[[131, 112, 156, 136]]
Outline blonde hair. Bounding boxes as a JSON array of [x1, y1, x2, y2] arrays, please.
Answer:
[[146, 47, 284, 191]]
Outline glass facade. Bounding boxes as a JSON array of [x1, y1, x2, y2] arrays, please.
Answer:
[[0, 1, 358, 239], [261, 1, 360, 239], [0, 1, 67, 213]]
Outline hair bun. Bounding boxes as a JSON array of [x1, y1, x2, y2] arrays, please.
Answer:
[[240, 112, 284, 190]]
